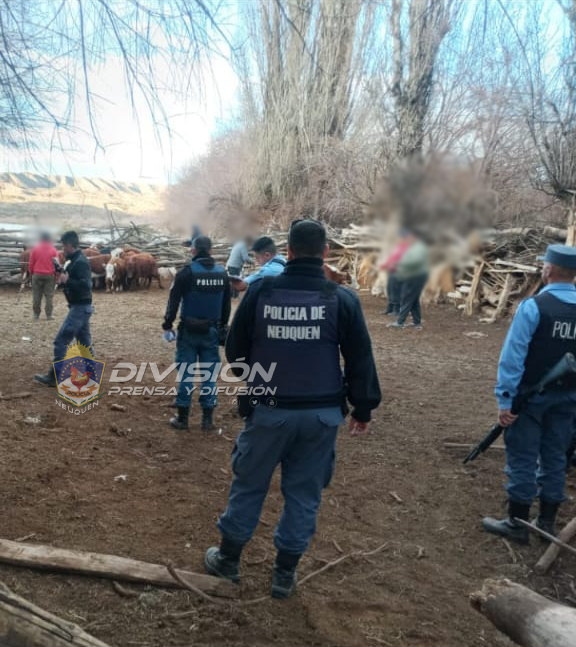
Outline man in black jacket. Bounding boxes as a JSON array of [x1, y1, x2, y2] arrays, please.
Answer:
[[204, 219, 381, 598], [162, 236, 232, 431], [34, 231, 94, 386]]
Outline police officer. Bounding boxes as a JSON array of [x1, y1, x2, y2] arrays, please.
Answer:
[[204, 220, 381, 598], [34, 231, 93, 387], [229, 236, 286, 293], [162, 236, 231, 431], [483, 244, 576, 543]]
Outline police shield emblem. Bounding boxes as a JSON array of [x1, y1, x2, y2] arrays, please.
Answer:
[[53, 342, 105, 407]]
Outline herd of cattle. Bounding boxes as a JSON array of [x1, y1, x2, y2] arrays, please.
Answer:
[[19, 244, 175, 292], [18, 243, 353, 294]]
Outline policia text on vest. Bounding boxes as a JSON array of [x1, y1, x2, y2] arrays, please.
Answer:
[[264, 304, 327, 341]]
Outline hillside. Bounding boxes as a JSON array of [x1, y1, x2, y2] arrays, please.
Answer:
[[0, 172, 166, 228]]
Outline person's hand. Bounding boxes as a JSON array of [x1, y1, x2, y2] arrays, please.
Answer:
[[162, 329, 176, 342], [349, 418, 370, 437], [498, 409, 518, 427], [58, 272, 68, 285]]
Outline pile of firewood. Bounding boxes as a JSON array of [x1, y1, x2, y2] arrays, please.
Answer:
[[450, 226, 567, 322]]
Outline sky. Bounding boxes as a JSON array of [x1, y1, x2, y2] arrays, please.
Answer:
[[0, 4, 240, 187]]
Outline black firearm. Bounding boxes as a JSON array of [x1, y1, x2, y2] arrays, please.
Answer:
[[463, 352, 576, 464]]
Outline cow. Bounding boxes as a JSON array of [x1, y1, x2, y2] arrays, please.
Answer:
[[84, 247, 111, 290], [105, 258, 127, 292], [125, 253, 162, 290], [19, 247, 31, 289], [158, 266, 177, 285], [120, 246, 141, 259]]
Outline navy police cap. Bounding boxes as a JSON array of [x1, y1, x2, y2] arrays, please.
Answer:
[[538, 244, 576, 269]]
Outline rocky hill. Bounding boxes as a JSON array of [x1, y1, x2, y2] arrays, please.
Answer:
[[0, 172, 165, 228]]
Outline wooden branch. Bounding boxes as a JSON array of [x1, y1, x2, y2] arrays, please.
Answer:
[[489, 273, 514, 322], [494, 259, 539, 273], [0, 582, 112, 646], [0, 392, 32, 401], [535, 516, 576, 574], [471, 578, 576, 647], [513, 519, 576, 559], [166, 563, 226, 605], [465, 261, 485, 316], [0, 539, 237, 598]]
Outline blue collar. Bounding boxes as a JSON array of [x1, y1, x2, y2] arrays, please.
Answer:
[[541, 283, 576, 292]]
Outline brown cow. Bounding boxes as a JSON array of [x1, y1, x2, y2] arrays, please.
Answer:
[[19, 248, 31, 288], [84, 247, 111, 289], [105, 257, 127, 292], [125, 253, 162, 290]]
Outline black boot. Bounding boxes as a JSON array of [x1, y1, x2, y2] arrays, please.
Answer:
[[271, 551, 301, 599], [34, 370, 56, 387], [482, 501, 531, 545], [535, 500, 561, 537], [204, 536, 244, 583], [201, 408, 215, 432], [169, 407, 189, 430]]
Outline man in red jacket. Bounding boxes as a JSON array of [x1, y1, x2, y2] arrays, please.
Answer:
[[29, 233, 59, 321]]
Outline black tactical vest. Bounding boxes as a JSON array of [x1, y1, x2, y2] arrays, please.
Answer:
[[521, 291, 576, 389], [181, 259, 226, 322], [249, 280, 343, 399]]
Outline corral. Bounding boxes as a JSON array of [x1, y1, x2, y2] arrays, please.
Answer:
[[0, 286, 575, 647]]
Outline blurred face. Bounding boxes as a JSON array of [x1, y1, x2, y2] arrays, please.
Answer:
[[62, 242, 76, 257], [255, 251, 273, 266], [541, 262, 551, 284]]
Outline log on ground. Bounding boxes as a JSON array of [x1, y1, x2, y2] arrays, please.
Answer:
[[535, 515, 576, 574], [0, 582, 112, 646], [470, 578, 576, 647], [0, 538, 237, 598]]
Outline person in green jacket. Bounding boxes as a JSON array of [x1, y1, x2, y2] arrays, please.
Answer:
[[388, 232, 429, 329]]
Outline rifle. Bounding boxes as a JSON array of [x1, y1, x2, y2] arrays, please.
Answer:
[[463, 352, 576, 464]]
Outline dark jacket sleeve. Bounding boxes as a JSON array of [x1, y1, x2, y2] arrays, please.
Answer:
[[225, 282, 261, 371], [221, 273, 232, 326], [65, 255, 92, 296], [162, 267, 187, 330], [337, 288, 381, 423]]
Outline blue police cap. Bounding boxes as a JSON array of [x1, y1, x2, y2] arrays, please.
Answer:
[[538, 244, 576, 269]]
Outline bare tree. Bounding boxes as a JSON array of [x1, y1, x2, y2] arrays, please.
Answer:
[[0, 0, 228, 156]]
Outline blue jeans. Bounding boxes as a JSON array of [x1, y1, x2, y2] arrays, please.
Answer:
[[385, 274, 402, 314], [54, 304, 94, 361], [505, 390, 576, 503], [218, 406, 343, 555], [175, 326, 220, 409], [397, 273, 428, 325]]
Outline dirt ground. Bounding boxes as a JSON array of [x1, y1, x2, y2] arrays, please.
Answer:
[[0, 287, 575, 647]]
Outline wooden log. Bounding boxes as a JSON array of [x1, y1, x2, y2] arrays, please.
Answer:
[[0, 539, 237, 598], [535, 516, 576, 574], [489, 273, 514, 322], [470, 578, 576, 647], [465, 261, 485, 316], [0, 583, 112, 646]]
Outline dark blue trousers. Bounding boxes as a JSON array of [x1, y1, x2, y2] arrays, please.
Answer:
[[175, 326, 220, 409], [505, 390, 576, 503], [218, 406, 343, 555], [397, 273, 428, 325], [385, 274, 402, 314], [54, 304, 94, 361]]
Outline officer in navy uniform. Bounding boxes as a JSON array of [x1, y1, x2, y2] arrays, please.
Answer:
[[162, 236, 231, 431], [483, 244, 576, 543], [203, 219, 381, 598]]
